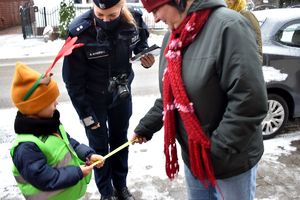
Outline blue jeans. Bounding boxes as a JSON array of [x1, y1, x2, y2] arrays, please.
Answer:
[[184, 163, 258, 200]]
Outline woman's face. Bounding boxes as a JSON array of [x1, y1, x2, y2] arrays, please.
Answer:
[[152, 4, 185, 30], [93, 3, 122, 21]]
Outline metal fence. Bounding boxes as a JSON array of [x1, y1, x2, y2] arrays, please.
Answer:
[[20, 4, 166, 39], [35, 6, 60, 28], [19, 4, 34, 39], [34, 5, 93, 28]]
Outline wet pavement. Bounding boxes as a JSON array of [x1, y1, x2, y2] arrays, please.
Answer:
[[256, 119, 300, 200], [86, 121, 300, 200]]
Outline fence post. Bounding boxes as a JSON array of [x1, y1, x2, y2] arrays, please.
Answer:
[[43, 7, 47, 26], [19, 6, 26, 39]]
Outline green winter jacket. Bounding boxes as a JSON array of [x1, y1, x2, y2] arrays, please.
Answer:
[[10, 125, 91, 200], [134, 0, 268, 179]]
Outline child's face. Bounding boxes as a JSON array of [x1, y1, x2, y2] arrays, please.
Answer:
[[35, 100, 58, 118]]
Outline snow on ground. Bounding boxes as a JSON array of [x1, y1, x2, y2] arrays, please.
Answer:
[[1, 95, 300, 199], [0, 34, 64, 59], [263, 132, 300, 162], [0, 32, 164, 60]]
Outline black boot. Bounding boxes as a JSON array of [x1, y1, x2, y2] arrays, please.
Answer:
[[115, 187, 135, 200]]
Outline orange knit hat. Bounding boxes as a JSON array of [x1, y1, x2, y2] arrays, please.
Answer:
[[11, 62, 60, 115]]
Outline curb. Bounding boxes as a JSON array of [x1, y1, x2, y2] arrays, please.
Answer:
[[0, 54, 59, 68]]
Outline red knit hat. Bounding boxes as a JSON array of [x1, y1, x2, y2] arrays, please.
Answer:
[[141, 0, 172, 12]]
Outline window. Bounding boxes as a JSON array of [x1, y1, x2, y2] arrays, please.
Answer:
[[276, 22, 300, 47]]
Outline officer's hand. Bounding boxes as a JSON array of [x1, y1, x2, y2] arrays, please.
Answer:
[[140, 54, 155, 68], [80, 165, 93, 177], [131, 133, 147, 144], [91, 122, 100, 130]]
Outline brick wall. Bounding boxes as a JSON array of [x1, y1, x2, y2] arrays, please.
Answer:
[[0, 0, 33, 30]]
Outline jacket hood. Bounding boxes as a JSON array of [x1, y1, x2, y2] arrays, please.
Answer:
[[188, 0, 226, 14]]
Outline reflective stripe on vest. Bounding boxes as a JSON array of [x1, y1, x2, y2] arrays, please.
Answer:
[[14, 151, 72, 184], [24, 189, 64, 200]]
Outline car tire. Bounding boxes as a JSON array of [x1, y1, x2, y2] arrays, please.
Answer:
[[262, 94, 289, 140]]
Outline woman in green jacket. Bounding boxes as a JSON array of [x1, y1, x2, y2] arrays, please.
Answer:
[[132, 0, 268, 199]]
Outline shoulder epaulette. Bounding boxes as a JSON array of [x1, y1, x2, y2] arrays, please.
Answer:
[[69, 10, 93, 36]]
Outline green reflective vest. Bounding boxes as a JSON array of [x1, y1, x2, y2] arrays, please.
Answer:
[[10, 124, 91, 200]]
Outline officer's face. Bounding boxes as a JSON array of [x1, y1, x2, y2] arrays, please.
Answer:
[[93, 4, 122, 22]]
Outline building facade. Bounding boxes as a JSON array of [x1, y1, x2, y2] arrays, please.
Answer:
[[0, 0, 34, 30]]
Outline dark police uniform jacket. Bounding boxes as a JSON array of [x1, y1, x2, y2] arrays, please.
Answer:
[[62, 7, 149, 127]]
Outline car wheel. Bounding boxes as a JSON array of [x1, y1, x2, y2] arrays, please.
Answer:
[[261, 94, 289, 140]]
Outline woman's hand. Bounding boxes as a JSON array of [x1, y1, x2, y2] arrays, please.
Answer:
[[131, 133, 148, 144], [140, 54, 155, 68]]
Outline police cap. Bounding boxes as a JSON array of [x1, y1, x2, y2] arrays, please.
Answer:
[[93, 0, 120, 9]]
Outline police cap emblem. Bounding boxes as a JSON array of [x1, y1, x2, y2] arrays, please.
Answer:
[[93, 0, 120, 9]]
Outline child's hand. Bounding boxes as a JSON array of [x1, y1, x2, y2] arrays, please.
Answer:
[[89, 154, 105, 168], [80, 165, 93, 177]]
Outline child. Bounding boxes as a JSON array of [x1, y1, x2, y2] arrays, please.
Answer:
[[9, 62, 104, 200]]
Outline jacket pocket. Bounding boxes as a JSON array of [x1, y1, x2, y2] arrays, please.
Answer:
[[210, 135, 247, 177]]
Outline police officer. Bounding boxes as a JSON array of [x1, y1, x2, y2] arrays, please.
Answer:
[[62, 0, 155, 199]]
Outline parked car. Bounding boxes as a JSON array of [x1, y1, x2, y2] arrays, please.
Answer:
[[290, 4, 300, 8], [253, 8, 300, 139], [253, 4, 278, 10]]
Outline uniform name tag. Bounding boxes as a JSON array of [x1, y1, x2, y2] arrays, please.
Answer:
[[86, 49, 109, 59]]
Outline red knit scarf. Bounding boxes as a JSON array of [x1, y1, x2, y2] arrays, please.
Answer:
[[163, 9, 216, 187]]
